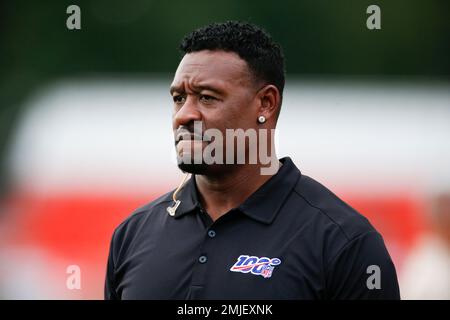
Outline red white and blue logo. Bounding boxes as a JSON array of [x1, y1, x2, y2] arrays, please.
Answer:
[[229, 255, 282, 279]]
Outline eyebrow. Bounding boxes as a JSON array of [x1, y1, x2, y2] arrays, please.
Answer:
[[169, 84, 224, 95]]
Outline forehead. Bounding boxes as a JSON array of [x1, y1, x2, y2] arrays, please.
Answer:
[[171, 50, 252, 90]]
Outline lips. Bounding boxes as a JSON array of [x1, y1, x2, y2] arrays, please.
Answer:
[[175, 131, 203, 145]]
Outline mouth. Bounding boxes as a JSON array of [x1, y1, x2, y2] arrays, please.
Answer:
[[175, 131, 203, 145]]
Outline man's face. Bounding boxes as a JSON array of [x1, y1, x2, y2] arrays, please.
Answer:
[[170, 50, 261, 174]]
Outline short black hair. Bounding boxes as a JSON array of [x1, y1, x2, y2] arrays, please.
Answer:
[[180, 21, 285, 102]]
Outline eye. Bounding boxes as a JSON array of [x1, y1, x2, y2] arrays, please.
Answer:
[[173, 95, 186, 104], [199, 95, 216, 103]]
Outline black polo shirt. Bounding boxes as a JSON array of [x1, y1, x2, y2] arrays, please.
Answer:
[[105, 157, 400, 300]]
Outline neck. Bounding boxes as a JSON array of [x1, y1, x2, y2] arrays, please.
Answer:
[[195, 160, 281, 221]]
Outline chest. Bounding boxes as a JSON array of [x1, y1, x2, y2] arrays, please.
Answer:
[[115, 219, 325, 299]]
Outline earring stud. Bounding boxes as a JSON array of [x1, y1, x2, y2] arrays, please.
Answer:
[[258, 115, 266, 124]]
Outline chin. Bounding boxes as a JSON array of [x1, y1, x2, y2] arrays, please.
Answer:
[[177, 161, 209, 175], [177, 160, 238, 177]]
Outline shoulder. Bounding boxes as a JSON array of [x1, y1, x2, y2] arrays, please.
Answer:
[[292, 173, 376, 241], [291, 175, 399, 298], [289, 173, 383, 267]]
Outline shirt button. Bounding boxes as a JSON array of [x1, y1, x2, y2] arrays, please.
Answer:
[[207, 230, 216, 238], [198, 255, 208, 264]]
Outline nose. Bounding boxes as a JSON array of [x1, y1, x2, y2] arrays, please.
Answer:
[[173, 96, 202, 129]]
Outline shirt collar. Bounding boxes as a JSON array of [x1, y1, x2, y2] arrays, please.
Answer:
[[171, 157, 301, 224]]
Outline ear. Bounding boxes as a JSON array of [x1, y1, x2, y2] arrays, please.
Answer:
[[256, 84, 281, 123]]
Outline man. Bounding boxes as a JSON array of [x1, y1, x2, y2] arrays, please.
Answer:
[[105, 21, 400, 299]]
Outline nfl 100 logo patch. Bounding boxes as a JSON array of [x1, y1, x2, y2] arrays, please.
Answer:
[[229, 255, 282, 278]]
